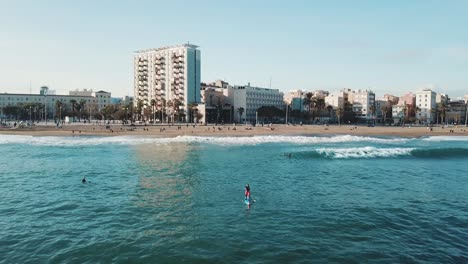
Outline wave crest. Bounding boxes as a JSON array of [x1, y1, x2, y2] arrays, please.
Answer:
[[0, 134, 407, 146], [315, 147, 414, 159]]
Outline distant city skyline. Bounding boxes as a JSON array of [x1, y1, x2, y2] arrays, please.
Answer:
[[1, 1, 467, 98]]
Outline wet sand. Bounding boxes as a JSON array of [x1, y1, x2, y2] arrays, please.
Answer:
[[1, 123, 467, 138]]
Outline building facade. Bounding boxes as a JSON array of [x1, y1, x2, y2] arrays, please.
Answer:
[[0, 87, 111, 120], [226, 84, 284, 123], [347, 89, 376, 119], [199, 84, 232, 124], [392, 92, 416, 124], [134, 43, 201, 122], [69, 89, 94, 97], [416, 88, 436, 123], [446, 100, 467, 125], [284, 90, 305, 111], [325, 90, 348, 109]]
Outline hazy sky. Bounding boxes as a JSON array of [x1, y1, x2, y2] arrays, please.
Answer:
[[1, 0, 467, 98]]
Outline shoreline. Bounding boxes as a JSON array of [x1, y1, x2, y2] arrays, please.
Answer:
[[1, 123, 467, 138]]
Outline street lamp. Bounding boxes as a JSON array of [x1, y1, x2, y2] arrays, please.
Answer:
[[44, 95, 47, 124], [255, 111, 258, 126], [59, 106, 62, 124], [160, 107, 163, 124], [29, 106, 32, 123]]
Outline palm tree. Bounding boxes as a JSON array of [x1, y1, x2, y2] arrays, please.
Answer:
[[335, 107, 343, 126], [326, 105, 334, 122], [438, 102, 446, 125], [414, 106, 421, 124], [55, 100, 63, 121], [166, 100, 173, 123], [368, 104, 375, 125], [161, 98, 166, 123], [402, 104, 409, 124], [315, 98, 325, 123], [188, 102, 198, 123], [173, 99, 183, 123], [136, 99, 144, 121], [150, 99, 156, 124], [381, 104, 388, 124], [69, 99, 77, 121], [78, 99, 86, 122], [237, 107, 245, 123], [302, 92, 313, 114]]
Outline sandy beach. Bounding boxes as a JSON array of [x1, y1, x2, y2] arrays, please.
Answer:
[[1, 123, 467, 138]]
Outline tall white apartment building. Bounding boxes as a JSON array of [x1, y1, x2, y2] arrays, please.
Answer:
[[226, 84, 284, 122], [348, 89, 375, 118], [416, 88, 436, 123], [134, 44, 201, 121]]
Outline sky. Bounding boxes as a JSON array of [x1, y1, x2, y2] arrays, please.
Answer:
[[0, 0, 467, 98]]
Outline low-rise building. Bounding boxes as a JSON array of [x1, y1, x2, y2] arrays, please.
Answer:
[[0, 86, 111, 121], [226, 83, 284, 123], [446, 100, 467, 125], [392, 92, 416, 124], [284, 90, 305, 111]]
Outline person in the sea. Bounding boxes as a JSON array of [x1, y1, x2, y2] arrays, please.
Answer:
[[245, 184, 251, 200], [82, 176, 86, 184]]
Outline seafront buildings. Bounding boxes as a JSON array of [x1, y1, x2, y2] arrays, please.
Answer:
[[134, 43, 201, 122], [198, 81, 285, 123], [0, 86, 111, 120], [1, 43, 467, 125]]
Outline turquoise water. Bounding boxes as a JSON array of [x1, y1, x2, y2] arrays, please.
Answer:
[[0, 134, 467, 263]]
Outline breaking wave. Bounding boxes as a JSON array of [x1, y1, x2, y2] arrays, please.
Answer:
[[421, 136, 468, 142], [0, 134, 408, 146], [315, 147, 414, 159], [294, 147, 468, 159]]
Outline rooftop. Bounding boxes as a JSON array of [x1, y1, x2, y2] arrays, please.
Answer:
[[135, 43, 199, 54]]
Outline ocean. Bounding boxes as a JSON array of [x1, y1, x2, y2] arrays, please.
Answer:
[[0, 134, 467, 263]]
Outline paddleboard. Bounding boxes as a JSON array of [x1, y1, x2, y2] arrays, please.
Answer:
[[243, 198, 255, 205]]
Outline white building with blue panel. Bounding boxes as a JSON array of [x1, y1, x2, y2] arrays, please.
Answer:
[[134, 43, 201, 122]]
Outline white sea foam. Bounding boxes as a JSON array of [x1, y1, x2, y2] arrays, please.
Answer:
[[421, 136, 468, 142], [0, 134, 409, 146], [316, 146, 414, 158]]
